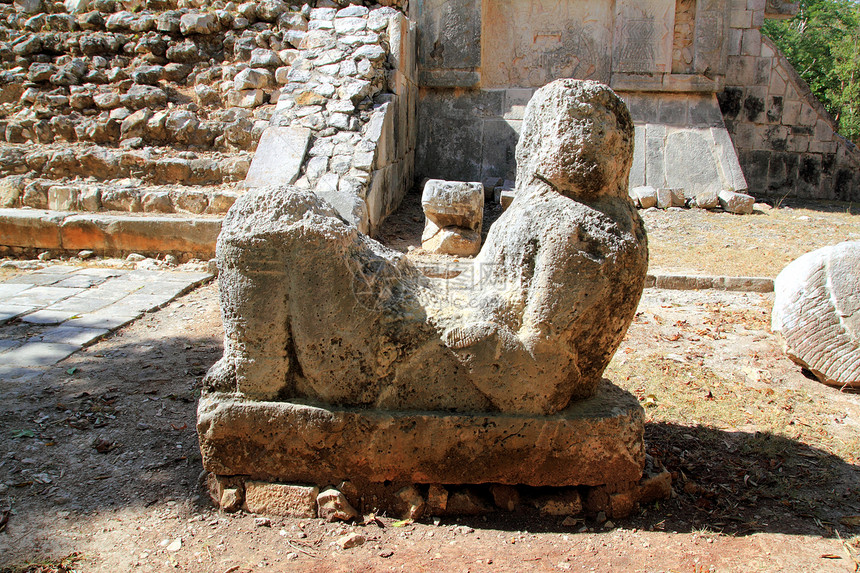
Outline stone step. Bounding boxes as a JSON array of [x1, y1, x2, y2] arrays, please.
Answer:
[[2, 177, 243, 215], [0, 142, 251, 185], [0, 207, 221, 260]]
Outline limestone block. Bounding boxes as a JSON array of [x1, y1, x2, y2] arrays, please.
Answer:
[[0, 208, 64, 249], [667, 188, 685, 207], [226, 89, 265, 108], [48, 186, 78, 211], [14, 0, 42, 13], [421, 180, 483, 230], [233, 68, 270, 91], [421, 219, 481, 256], [243, 126, 310, 188], [243, 482, 318, 517], [717, 189, 754, 214], [772, 241, 860, 389], [665, 130, 723, 196], [180, 12, 219, 35], [314, 183, 370, 235], [691, 189, 719, 209], [631, 186, 658, 209], [197, 380, 645, 487], [656, 187, 672, 209], [614, 0, 674, 74], [416, 0, 481, 73], [59, 214, 221, 257], [482, 0, 612, 88]]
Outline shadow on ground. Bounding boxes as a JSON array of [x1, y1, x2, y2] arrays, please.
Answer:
[[1, 332, 857, 553]]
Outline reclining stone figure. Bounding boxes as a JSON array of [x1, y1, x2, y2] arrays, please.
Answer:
[[203, 78, 648, 416]]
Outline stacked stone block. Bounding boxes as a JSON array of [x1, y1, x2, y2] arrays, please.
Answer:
[[721, 1, 860, 201]]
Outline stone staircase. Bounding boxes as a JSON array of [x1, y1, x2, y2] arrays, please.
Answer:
[[0, 0, 394, 260]]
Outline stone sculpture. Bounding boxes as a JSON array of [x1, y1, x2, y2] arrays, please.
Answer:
[[202, 79, 648, 416], [772, 241, 860, 389], [198, 79, 654, 514]]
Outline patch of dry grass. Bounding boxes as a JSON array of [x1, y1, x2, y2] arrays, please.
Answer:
[[643, 199, 860, 277], [608, 357, 859, 465]]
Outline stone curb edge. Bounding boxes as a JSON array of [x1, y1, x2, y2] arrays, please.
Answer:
[[646, 273, 773, 293], [0, 209, 776, 292], [0, 208, 222, 259]]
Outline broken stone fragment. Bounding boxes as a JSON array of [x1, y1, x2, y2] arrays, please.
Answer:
[[421, 219, 481, 256], [316, 488, 359, 522], [656, 187, 684, 209], [421, 179, 483, 230], [691, 189, 719, 209], [718, 189, 755, 214], [490, 484, 519, 512], [631, 186, 657, 209], [445, 488, 493, 515], [395, 485, 426, 520], [426, 484, 449, 515], [337, 532, 365, 550], [220, 488, 243, 512], [536, 488, 582, 516]]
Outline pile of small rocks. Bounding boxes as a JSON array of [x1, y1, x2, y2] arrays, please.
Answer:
[[629, 185, 756, 214]]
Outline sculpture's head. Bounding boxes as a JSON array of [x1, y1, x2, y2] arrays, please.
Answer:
[[515, 79, 634, 200]]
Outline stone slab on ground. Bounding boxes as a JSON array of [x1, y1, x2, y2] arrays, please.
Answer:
[[0, 264, 212, 371], [197, 380, 645, 488]]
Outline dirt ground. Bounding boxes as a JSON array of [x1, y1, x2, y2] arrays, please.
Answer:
[[1, 196, 860, 572]]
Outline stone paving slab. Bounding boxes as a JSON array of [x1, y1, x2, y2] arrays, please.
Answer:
[[0, 284, 34, 297], [0, 304, 36, 326], [3, 342, 80, 367], [35, 325, 110, 346], [4, 286, 86, 307], [0, 264, 213, 376], [20, 310, 79, 325]]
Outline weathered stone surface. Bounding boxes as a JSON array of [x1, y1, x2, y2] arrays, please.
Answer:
[[316, 488, 359, 522], [421, 220, 480, 256], [631, 186, 657, 209], [691, 189, 720, 209], [421, 179, 483, 230], [243, 481, 318, 517], [395, 485, 426, 519], [482, 0, 611, 88], [243, 126, 310, 188], [718, 189, 755, 214], [197, 380, 645, 487], [665, 130, 722, 196], [772, 241, 860, 388], [180, 12, 219, 35], [204, 80, 647, 415]]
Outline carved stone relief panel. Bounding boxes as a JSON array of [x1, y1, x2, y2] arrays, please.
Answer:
[[481, 0, 613, 88], [613, 0, 676, 74]]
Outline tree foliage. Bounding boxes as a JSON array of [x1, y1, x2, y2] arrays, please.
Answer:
[[762, 0, 860, 143]]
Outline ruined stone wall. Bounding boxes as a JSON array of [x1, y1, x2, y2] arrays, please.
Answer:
[[720, 27, 860, 201], [244, 5, 417, 234], [413, 0, 743, 195]]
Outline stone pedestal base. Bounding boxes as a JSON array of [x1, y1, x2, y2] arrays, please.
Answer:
[[198, 381, 645, 492]]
